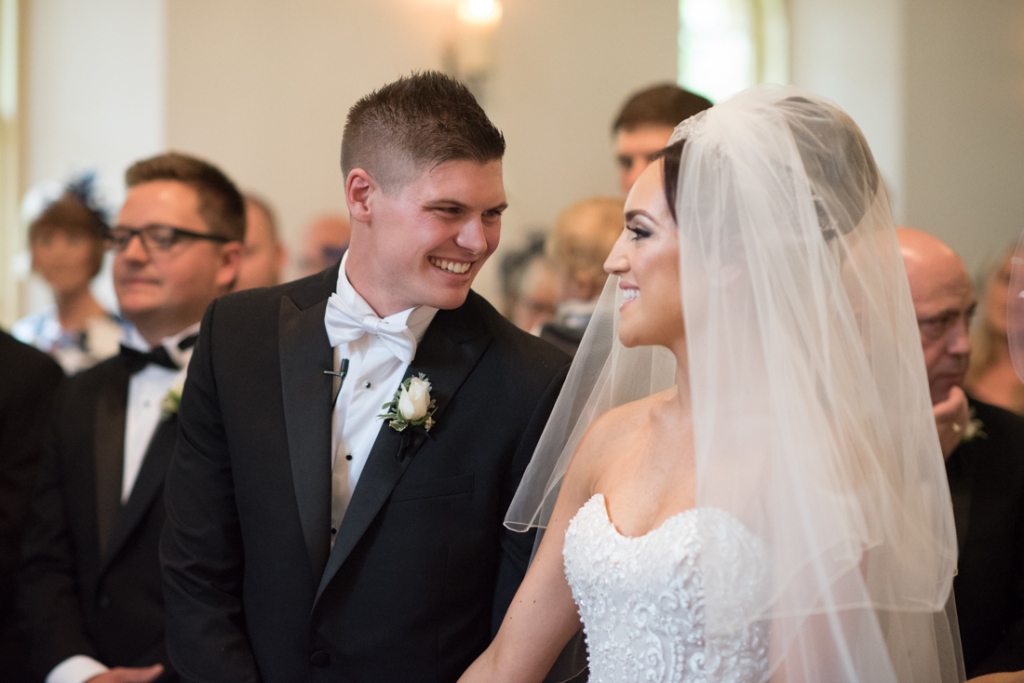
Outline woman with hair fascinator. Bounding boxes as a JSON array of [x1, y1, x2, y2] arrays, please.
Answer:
[[13, 174, 122, 374], [459, 86, 968, 682]]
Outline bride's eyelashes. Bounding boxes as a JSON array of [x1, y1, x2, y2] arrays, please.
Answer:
[[627, 225, 652, 241]]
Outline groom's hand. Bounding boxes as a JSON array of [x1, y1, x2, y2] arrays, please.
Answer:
[[933, 385, 970, 460], [86, 664, 164, 683]]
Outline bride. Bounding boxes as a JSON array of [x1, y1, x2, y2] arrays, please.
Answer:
[[459, 86, 964, 682]]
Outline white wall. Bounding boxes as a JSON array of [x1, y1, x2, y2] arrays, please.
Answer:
[[23, 0, 166, 315], [789, 0, 906, 220], [27, 0, 165, 206], [903, 0, 1024, 274], [165, 0, 677, 302]]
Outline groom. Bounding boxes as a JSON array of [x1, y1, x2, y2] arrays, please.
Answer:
[[161, 72, 571, 682]]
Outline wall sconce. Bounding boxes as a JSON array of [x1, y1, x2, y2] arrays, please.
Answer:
[[446, 0, 503, 99]]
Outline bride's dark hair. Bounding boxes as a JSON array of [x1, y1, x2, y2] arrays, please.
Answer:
[[653, 139, 685, 224]]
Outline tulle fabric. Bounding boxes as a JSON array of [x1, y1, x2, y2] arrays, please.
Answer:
[[1006, 234, 1024, 383], [506, 85, 962, 682]]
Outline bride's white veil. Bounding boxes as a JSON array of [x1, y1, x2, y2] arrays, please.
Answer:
[[507, 85, 962, 682]]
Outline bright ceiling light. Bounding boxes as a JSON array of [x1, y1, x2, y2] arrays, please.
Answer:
[[457, 0, 503, 26]]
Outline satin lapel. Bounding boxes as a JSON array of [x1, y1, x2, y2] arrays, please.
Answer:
[[314, 308, 492, 604], [102, 414, 177, 568], [280, 295, 335, 585], [94, 364, 129, 558]]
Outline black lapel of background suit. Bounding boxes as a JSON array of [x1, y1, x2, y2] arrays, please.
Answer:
[[947, 443, 976, 555], [94, 361, 129, 558], [102, 413, 178, 568], [314, 298, 492, 605], [279, 267, 337, 586]]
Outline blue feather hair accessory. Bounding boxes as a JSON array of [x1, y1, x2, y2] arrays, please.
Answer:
[[63, 171, 110, 226]]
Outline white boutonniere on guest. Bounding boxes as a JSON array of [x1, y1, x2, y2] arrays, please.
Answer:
[[379, 374, 437, 433], [161, 373, 186, 420], [961, 407, 986, 442]]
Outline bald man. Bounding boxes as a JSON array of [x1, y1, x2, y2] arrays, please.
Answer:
[[540, 197, 623, 356], [898, 227, 1024, 676], [295, 213, 351, 278], [235, 195, 287, 291]]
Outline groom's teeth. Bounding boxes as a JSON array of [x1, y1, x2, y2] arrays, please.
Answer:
[[622, 289, 640, 301], [430, 257, 471, 274]]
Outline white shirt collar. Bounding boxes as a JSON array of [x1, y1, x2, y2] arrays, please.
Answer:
[[335, 251, 437, 344]]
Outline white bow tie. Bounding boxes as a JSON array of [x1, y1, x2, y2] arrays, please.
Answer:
[[324, 292, 418, 364]]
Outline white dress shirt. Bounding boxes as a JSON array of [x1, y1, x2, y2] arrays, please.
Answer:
[[47, 323, 199, 683], [328, 252, 437, 540]]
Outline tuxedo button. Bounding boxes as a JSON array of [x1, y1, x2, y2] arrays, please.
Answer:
[[309, 650, 330, 667], [98, 596, 111, 609]]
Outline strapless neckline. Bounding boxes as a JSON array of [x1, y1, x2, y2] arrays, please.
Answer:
[[593, 492, 700, 540]]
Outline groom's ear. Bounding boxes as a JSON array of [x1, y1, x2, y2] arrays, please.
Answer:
[[346, 169, 376, 224]]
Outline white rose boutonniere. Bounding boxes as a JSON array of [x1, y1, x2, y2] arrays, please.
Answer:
[[379, 374, 437, 433], [962, 407, 986, 442], [161, 374, 186, 420]]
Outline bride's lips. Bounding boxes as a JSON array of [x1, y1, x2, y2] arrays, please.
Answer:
[[619, 283, 639, 310], [428, 256, 474, 276]]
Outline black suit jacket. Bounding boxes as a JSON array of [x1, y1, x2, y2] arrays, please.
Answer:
[[947, 396, 1024, 675], [17, 355, 178, 680], [161, 264, 571, 683], [0, 331, 63, 682]]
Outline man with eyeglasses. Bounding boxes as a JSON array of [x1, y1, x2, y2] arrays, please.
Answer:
[[898, 227, 1024, 677], [17, 152, 243, 683]]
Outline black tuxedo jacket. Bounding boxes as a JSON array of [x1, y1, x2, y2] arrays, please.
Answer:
[[17, 355, 178, 680], [0, 331, 63, 683], [947, 396, 1024, 675], [161, 264, 571, 683]]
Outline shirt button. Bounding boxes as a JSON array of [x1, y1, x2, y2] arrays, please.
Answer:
[[345, 454, 353, 461], [364, 381, 371, 389], [309, 650, 330, 667]]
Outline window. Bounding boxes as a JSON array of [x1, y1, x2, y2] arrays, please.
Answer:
[[678, 0, 789, 103]]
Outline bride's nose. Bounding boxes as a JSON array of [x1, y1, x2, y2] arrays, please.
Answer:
[[604, 231, 630, 275]]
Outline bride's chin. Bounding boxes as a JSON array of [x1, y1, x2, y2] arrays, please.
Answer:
[[616, 326, 647, 349]]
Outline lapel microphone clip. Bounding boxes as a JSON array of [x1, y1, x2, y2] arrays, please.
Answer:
[[325, 358, 350, 406]]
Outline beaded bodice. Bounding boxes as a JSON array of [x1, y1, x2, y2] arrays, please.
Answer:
[[562, 494, 770, 683]]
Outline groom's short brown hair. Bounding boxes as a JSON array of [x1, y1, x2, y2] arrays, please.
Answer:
[[340, 71, 505, 193]]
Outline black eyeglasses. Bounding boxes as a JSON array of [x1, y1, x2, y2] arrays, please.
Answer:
[[105, 224, 231, 253]]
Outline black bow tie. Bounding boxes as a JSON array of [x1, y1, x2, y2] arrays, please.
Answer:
[[119, 333, 198, 375]]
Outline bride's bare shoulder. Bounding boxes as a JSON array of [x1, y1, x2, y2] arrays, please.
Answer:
[[570, 388, 675, 470]]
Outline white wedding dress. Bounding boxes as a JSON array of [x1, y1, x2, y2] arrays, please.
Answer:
[[563, 494, 771, 683]]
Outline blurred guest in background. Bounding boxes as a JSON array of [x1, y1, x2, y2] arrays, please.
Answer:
[[540, 197, 623, 355], [17, 152, 243, 683], [899, 228, 1024, 676], [234, 193, 286, 291], [500, 232, 558, 335], [13, 176, 122, 374], [612, 83, 711, 194], [295, 212, 350, 278], [965, 246, 1024, 414], [0, 331, 63, 683]]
